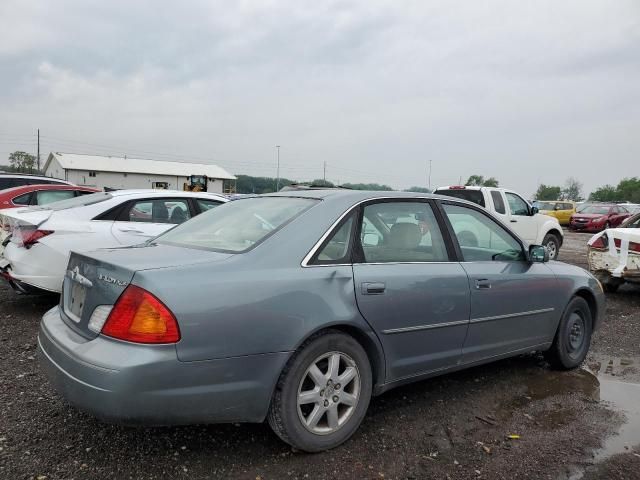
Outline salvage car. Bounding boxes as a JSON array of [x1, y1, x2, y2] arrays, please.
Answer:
[[434, 185, 564, 259], [0, 190, 227, 293], [588, 226, 640, 292], [569, 204, 631, 232], [38, 190, 604, 452]]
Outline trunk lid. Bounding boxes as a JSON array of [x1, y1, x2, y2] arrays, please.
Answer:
[[60, 244, 233, 339]]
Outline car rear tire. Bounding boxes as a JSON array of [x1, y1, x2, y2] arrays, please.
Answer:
[[267, 331, 372, 452], [543, 233, 560, 260], [544, 297, 592, 370]]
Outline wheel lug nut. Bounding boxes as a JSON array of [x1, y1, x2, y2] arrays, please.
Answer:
[[335, 384, 341, 389], [320, 389, 325, 396], [324, 400, 329, 407], [333, 396, 339, 402]]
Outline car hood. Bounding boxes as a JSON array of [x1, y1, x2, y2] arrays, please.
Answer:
[[572, 213, 605, 220]]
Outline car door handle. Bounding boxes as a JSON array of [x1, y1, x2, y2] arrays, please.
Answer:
[[118, 228, 145, 234], [510, 219, 518, 223], [475, 279, 491, 290], [361, 282, 386, 295]]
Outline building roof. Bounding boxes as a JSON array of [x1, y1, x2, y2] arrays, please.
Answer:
[[44, 152, 236, 180]]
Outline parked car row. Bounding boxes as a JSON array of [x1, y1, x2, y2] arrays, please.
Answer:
[[0, 187, 604, 452]]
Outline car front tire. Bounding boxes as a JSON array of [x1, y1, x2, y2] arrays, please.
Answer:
[[268, 331, 372, 452], [543, 233, 561, 260], [544, 296, 592, 370]]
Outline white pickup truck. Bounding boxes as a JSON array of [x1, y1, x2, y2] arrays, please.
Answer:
[[434, 185, 564, 259]]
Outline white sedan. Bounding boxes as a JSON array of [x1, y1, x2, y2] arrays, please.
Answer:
[[0, 189, 227, 293]]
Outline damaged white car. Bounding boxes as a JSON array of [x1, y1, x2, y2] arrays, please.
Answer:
[[588, 224, 640, 292]]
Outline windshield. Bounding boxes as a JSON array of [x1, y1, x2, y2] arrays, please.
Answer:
[[434, 189, 485, 207], [25, 192, 112, 211], [537, 202, 556, 210], [581, 206, 610, 215], [157, 196, 318, 252]]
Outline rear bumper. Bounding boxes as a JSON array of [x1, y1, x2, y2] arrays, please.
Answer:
[[2, 243, 65, 293], [38, 307, 291, 425]]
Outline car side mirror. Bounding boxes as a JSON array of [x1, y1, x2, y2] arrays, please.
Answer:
[[529, 244, 549, 263], [530, 206, 539, 215]]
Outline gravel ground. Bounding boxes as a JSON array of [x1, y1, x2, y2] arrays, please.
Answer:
[[1, 231, 639, 479]]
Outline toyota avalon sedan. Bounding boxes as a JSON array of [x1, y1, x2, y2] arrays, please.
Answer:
[[38, 190, 604, 452]]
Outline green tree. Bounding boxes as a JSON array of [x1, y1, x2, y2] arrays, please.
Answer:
[[309, 179, 335, 188], [535, 184, 562, 200], [562, 177, 583, 202], [589, 185, 618, 202], [404, 186, 431, 193], [616, 177, 640, 203], [235, 174, 295, 194], [465, 175, 499, 187], [8, 151, 36, 172]]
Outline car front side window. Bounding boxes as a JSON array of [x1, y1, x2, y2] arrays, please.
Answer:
[[505, 192, 530, 216], [357, 201, 448, 263], [443, 204, 525, 262]]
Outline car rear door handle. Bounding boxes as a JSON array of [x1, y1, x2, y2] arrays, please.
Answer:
[[361, 282, 386, 295], [475, 279, 491, 290], [118, 228, 145, 234], [510, 219, 518, 223]]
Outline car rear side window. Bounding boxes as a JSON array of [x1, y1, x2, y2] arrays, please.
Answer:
[[443, 204, 525, 262], [357, 201, 448, 263], [157, 197, 317, 253], [12, 192, 32, 205], [491, 191, 506, 214], [435, 189, 485, 207], [311, 214, 355, 265]]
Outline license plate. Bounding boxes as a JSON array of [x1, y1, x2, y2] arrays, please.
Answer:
[[67, 282, 87, 322]]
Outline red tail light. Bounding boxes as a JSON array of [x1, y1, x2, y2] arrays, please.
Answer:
[[18, 229, 54, 249], [590, 237, 606, 249], [449, 186, 466, 190], [101, 285, 180, 344], [613, 238, 640, 253]]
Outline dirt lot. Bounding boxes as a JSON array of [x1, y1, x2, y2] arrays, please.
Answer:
[[1, 231, 639, 479]]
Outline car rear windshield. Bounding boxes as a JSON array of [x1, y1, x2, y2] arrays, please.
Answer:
[[157, 196, 318, 253], [434, 189, 485, 207], [581, 206, 610, 215], [27, 192, 112, 211]]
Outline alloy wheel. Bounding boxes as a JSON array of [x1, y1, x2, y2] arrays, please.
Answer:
[[297, 351, 361, 435]]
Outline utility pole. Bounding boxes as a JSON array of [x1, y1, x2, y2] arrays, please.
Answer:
[[323, 161, 327, 182], [37, 129, 40, 172], [275, 145, 281, 191], [427, 160, 432, 191]]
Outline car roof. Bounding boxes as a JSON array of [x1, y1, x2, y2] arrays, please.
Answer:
[[107, 189, 228, 199], [261, 188, 465, 204]]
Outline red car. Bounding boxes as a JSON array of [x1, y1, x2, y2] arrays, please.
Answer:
[[569, 204, 631, 232], [0, 184, 100, 209]]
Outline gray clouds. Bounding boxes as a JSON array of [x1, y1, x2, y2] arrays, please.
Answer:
[[1, 0, 639, 195]]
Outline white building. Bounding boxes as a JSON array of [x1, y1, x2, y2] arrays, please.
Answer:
[[43, 152, 236, 193]]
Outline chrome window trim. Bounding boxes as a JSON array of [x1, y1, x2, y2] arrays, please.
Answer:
[[470, 308, 555, 324], [301, 195, 444, 268], [382, 319, 469, 335]]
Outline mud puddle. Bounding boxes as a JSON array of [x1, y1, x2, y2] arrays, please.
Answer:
[[588, 356, 640, 461], [562, 355, 640, 479]]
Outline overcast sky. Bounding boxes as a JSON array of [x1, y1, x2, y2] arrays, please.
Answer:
[[1, 0, 638, 197]]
